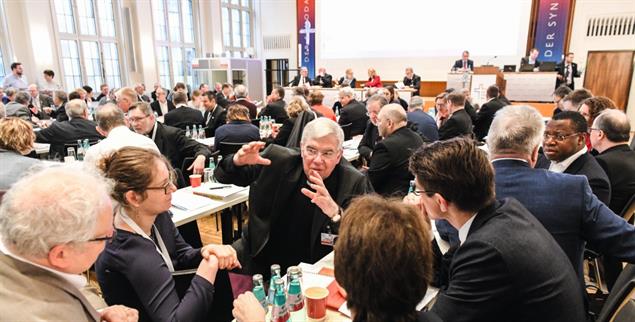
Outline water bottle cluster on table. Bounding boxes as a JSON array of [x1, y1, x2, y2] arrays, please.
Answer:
[[259, 116, 274, 139], [185, 125, 206, 139], [252, 264, 305, 322]]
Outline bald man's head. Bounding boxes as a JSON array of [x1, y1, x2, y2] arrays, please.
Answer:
[[377, 104, 407, 137]]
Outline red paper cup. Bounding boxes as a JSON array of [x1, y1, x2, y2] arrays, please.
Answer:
[[189, 174, 202, 187], [305, 286, 329, 321]]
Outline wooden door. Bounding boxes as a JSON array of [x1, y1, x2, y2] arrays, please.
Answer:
[[584, 51, 634, 111]]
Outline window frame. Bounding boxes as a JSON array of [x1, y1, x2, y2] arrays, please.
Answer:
[[220, 0, 253, 58], [0, 0, 12, 79]]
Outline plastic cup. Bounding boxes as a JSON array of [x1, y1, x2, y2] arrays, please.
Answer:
[[189, 174, 202, 187], [305, 286, 329, 321]]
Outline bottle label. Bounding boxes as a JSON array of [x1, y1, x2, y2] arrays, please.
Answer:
[[270, 305, 290, 322], [287, 292, 304, 311]]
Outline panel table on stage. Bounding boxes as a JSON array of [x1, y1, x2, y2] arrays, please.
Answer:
[[503, 72, 558, 102], [283, 87, 414, 108]]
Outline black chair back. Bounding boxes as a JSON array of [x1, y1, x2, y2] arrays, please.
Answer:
[[597, 264, 635, 322], [619, 194, 635, 223], [251, 118, 260, 128], [218, 142, 247, 157], [340, 123, 353, 140]]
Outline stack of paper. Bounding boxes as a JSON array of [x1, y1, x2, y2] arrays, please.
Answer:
[[192, 182, 247, 200], [171, 190, 215, 210]]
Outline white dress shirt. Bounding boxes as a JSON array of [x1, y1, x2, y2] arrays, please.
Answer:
[[159, 101, 168, 115], [84, 125, 159, 167], [458, 214, 477, 245], [548, 146, 587, 173]]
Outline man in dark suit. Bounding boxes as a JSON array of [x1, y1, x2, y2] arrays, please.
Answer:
[[486, 105, 635, 292], [312, 67, 333, 88], [368, 105, 423, 196], [151, 82, 170, 102], [258, 86, 288, 123], [150, 87, 175, 116], [438, 92, 473, 140], [214, 118, 373, 276], [337, 87, 368, 137], [407, 96, 438, 141], [129, 102, 211, 175], [357, 94, 388, 164], [201, 91, 226, 138], [27, 84, 53, 120], [452, 50, 474, 71], [403, 67, 421, 95], [408, 137, 586, 322], [542, 111, 611, 204], [164, 91, 204, 130], [289, 67, 312, 87], [233, 85, 257, 119], [520, 48, 541, 70], [556, 52, 580, 90], [473, 85, 507, 141], [35, 99, 104, 157]]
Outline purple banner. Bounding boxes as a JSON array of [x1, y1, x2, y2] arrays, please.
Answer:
[[533, 0, 571, 62], [297, 0, 316, 77]]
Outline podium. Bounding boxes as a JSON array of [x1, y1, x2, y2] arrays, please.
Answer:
[[470, 66, 505, 106], [447, 72, 472, 91]]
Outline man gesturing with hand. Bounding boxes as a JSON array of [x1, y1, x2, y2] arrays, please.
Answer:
[[215, 118, 373, 277]]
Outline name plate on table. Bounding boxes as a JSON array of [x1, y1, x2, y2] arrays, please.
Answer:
[[192, 182, 247, 200]]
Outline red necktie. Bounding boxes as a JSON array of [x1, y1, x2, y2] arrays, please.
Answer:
[[463, 61, 467, 69]]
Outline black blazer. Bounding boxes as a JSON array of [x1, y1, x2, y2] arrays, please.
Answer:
[[338, 100, 368, 137], [258, 99, 288, 124], [152, 122, 212, 171], [556, 62, 579, 89], [215, 92, 233, 109], [214, 144, 374, 274], [368, 127, 424, 197], [163, 106, 205, 130], [521, 57, 541, 68], [464, 100, 477, 122], [312, 74, 333, 88], [150, 100, 176, 116], [595, 144, 635, 214], [202, 105, 226, 138], [431, 199, 586, 322], [289, 75, 312, 87], [473, 98, 506, 140], [452, 59, 474, 71], [357, 121, 379, 164], [563, 152, 612, 206], [438, 109, 473, 140], [151, 89, 170, 102], [403, 74, 421, 92], [54, 103, 69, 122], [35, 118, 104, 157], [338, 77, 356, 88]]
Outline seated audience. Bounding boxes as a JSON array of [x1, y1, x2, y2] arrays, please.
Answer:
[[232, 196, 441, 322], [233, 85, 257, 119], [83, 86, 94, 102], [4, 91, 31, 122], [269, 96, 315, 148], [96, 147, 238, 322], [384, 85, 408, 110], [485, 105, 635, 291], [215, 83, 234, 109], [368, 104, 423, 196], [258, 86, 288, 123], [188, 89, 203, 111], [115, 87, 138, 114], [438, 92, 473, 140], [289, 66, 311, 87], [338, 68, 356, 88], [214, 118, 373, 275], [308, 90, 336, 121], [407, 96, 438, 142], [552, 85, 572, 116], [365, 68, 382, 88], [0, 118, 40, 190], [35, 99, 104, 158], [128, 102, 211, 175], [561, 88, 592, 111], [542, 111, 611, 204], [403, 67, 421, 95], [358, 94, 388, 164], [96, 83, 109, 102], [134, 83, 151, 103], [459, 88, 477, 122], [473, 85, 506, 141], [0, 166, 138, 321], [201, 91, 226, 138], [150, 87, 175, 116], [434, 92, 450, 128], [164, 91, 205, 130], [151, 82, 169, 102], [50, 90, 69, 122], [214, 104, 260, 152], [408, 137, 586, 322], [28, 84, 53, 120], [312, 67, 333, 88], [84, 104, 159, 167], [337, 87, 368, 137], [579, 96, 616, 128]]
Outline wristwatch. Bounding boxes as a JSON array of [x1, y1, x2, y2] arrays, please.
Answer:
[[331, 207, 343, 223]]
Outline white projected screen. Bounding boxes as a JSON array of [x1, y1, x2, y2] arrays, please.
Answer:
[[318, 0, 531, 59]]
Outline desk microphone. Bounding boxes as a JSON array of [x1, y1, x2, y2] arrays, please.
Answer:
[[486, 55, 498, 66]]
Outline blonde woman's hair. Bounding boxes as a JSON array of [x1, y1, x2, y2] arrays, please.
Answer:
[[286, 96, 310, 118], [0, 117, 35, 155]]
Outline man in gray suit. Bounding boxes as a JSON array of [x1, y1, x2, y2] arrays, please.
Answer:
[[4, 91, 31, 122], [0, 166, 138, 321], [28, 83, 53, 119]]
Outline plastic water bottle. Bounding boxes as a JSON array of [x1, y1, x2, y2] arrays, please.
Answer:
[[286, 266, 304, 312], [83, 139, 90, 152], [76, 140, 85, 161], [191, 125, 198, 139], [252, 274, 269, 314], [270, 279, 290, 322], [408, 180, 415, 194], [259, 116, 266, 138], [267, 264, 281, 306], [198, 125, 205, 139], [185, 125, 191, 138]]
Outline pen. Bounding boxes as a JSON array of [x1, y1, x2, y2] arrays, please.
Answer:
[[209, 186, 232, 190]]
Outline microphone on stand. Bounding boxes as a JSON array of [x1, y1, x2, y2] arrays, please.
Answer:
[[486, 55, 498, 66]]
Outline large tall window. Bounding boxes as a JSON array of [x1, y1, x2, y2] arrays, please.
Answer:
[[152, 0, 198, 90], [0, 0, 9, 79], [221, 0, 253, 58], [53, 0, 123, 91]]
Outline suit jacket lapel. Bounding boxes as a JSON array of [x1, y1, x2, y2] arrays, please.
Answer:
[[564, 153, 586, 175], [153, 123, 166, 151]]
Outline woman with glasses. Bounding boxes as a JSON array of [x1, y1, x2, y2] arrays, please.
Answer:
[[95, 147, 240, 322]]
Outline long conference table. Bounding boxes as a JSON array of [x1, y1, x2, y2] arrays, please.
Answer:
[[283, 87, 415, 108]]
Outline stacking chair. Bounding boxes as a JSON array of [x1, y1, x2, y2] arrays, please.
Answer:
[[218, 142, 247, 158], [596, 264, 635, 322]]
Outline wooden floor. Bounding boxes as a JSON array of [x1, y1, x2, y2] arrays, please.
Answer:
[[198, 213, 225, 245]]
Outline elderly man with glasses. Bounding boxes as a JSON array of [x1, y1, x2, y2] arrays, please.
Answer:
[[214, 117, 373, 277], [0, 166, 138, 322]]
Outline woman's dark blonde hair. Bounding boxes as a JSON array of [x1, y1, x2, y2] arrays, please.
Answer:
[[335, 195, 433, 322], [0, 117, 35, 155], [97, 147, 174, 207]]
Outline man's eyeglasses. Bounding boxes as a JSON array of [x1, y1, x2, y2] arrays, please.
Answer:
[[304, 146, 339, 160], [147, 172, 177, 194], [86, 234, 115, 243], [588, 127, 602, 133], [129, 114, 151, 123], [543, 132, 581, 142], [412, 189, 437, 197]]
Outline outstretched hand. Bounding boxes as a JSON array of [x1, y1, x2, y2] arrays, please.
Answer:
[[301, 170, 339, 218], [232, 142, 271, 167]]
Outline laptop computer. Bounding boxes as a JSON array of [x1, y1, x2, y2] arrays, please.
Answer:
[[503, 65, 516, 72], [519, 64, 534, 72], [539, 61, 557, 72]]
